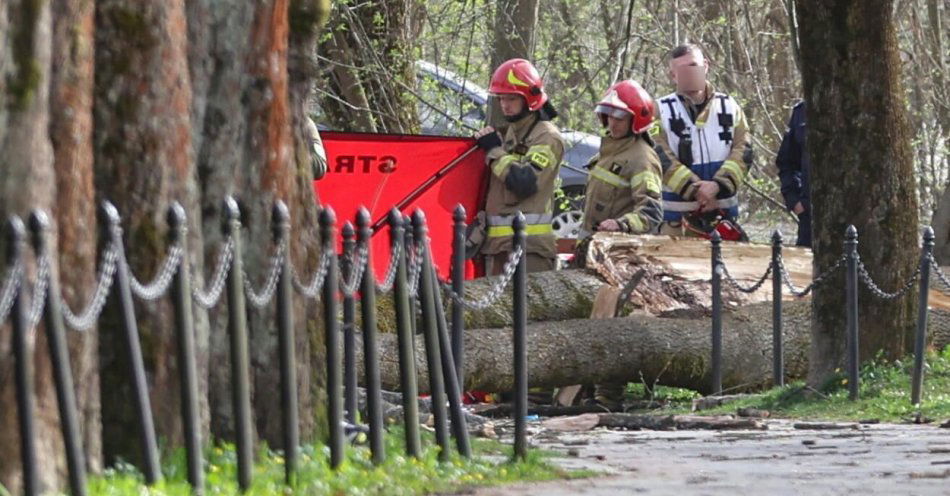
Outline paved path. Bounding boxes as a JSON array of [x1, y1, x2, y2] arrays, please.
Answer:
[[466, 420, 950, 495]]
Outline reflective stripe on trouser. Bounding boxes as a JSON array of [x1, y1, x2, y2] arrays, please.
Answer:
[[487, 213, 554, 238]]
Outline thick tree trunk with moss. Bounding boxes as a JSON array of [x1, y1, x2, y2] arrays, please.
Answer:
[[794, 1, 920, 387], [49, 0, 103, 476], [187, 0, 330, 447], [0, 0, 61, 492], [93, 0, 210, 466]]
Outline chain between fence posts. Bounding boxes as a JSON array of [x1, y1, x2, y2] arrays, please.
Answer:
[[29, 212, 87, 496], [512, 213, 529, 461], [413, 211, 451, 462], [102, 202, 162, 484], [451, 205, 466, 389], [845, 225, 860, 401], [222, 197, 254, 489], [912, 227, 935, 406], [772, 230, 784, 388], [9, 217, 38, 496], [710, 231, 723, 396], [357, 208, 386, 465], [166, 203, 204, 493], [273, 201, 299, 485], [389, 210, 422, 458], [341, 222, 359, 426], [320, 207, 345, 469]]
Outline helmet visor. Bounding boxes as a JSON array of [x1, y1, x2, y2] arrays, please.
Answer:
[[595, 104, 631, 120]]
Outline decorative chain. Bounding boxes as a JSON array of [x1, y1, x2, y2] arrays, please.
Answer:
[[291, 243, 333, 299], [0, 261, 22, 325], [243, 239, 287, 309], [339, 244, 368, 297], [375, 241, 402, 293], [26, 255, 50, 328], [857, 258, 920, 300], [777, 253, 847, 297], [192, 237, 234, 309], [61, 244, 120, 331], [443, 246, 524, 310], [129, 243, 184, 301], [716, 256, 773, 294], [928, 253, 950, 294]]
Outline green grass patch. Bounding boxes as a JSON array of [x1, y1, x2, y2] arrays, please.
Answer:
[[81, 428, 589, 495], [661, 348, 950, 422]]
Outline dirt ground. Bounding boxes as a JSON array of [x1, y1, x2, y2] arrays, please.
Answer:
[[464, 419, 950, 496]]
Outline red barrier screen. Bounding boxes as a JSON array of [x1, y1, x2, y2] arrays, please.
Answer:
[[315, 131, 487, 281]]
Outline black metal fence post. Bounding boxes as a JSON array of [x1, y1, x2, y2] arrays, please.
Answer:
[[772, 230, 784, 388], [710, 231, 723, 396], [28, 212, 87, 496], [845, 225, 860, 401], [9, 216, 38, 496], [274, 201, 299, 485], [341, 222, 359, 425], [451, 205, 466, 389], [428, 251, 471, 459], [912, 227, 935, 406], [102, 202, 161, 484], [320, 207, 345, 469], [357, 208, 385, 465], [222, 197, 254, 489], [167, 203, 203, 492], [389, 210, 421, 458], [412, 210, 450, 462], [512, 213, 528, 461]]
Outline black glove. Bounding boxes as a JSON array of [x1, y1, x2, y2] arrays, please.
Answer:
[[505, 164, 539, 199], [475, 132, 503, 151]]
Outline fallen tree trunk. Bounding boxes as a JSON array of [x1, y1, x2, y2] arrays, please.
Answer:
[[363, 301, 950, 395]]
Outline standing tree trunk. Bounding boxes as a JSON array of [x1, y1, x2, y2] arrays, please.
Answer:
[[794, 0, 920, 386], [188, 0, 331, 446], [487, 0, 540, 130], [49, 0, 103, 476], [0, 0, 61, 492], [94, 0, 210, 465], [317, 0, 421, 133]]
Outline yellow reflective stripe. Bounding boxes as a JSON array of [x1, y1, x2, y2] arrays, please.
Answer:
[[719, 160, 745, 182], [525, 144, 555, 169], [666, 166, 694, 193], [492, 154, 521, 177], [648, 123, 660, 137], [622, 213, 645, 232], [487, 223, 554, 237], [589, 166, 627, 188], [631, 170, 662, 194]]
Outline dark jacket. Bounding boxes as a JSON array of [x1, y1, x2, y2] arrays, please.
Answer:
[[776, 102, 810, 212]]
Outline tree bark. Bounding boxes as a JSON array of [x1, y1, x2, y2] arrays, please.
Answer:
[[49, 0, 102, 476], [187, 0, 330, 447], [487, 0, 540, 130], [0, 0, 60, 491], [795, 0, 920, 386], [368, 301, 950, 395], [93, 0, 209, 465]]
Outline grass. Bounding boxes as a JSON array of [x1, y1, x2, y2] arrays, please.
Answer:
[[647, 347, 950, 423], [77, 428, 592, 496]]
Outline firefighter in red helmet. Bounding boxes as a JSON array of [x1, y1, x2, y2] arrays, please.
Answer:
[[473, 59, 565, 275]]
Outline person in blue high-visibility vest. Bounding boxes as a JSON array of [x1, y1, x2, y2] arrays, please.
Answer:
[[651, 44, 753, 237], [776, 101, 812, 247]]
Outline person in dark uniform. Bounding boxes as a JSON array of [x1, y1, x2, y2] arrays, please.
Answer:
[[776, 101, 811, 247]]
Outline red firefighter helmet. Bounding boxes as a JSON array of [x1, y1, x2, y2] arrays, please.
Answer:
[[489, 59, 548, 111], [595, 80, 655, 134]]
